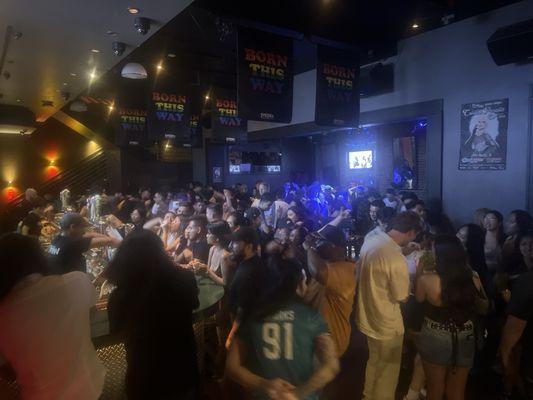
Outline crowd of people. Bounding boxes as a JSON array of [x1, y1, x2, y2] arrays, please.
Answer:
[[1, 180, 533, 400]]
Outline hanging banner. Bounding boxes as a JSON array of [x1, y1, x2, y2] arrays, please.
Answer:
[[188, 90, 203, 148], [115, 106, 148, 146], [212, 88, 247, 142], [113, 81, 149, 147], [315, 45, 360, 127], [459, 98, 508, 170], [189, 114, 202, 148], [237, 27, 293, 123], [147, 79, 190, 143]]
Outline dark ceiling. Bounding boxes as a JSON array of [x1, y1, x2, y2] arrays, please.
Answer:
[[62, 0, 521, 144], [97, 0, 521, 92], [194, 0, 521, 61]]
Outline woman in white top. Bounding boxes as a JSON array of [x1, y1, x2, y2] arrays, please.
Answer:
[[198, 221, 236, 373], [0, 233, 105, 400], [202, 221, 234, 285]]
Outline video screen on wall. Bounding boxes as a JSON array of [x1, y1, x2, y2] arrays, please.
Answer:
[[228, 149, 282, 174], [348, 150, 373, 169]]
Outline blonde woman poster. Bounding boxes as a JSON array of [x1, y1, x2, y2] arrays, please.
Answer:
[[459, 98, 508, 170]]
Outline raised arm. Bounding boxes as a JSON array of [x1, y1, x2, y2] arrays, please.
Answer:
[[143, 216, 162, 231], [325, 208, 351, 227], [303, 237, 329, 285], [88, 235, 121, 248]]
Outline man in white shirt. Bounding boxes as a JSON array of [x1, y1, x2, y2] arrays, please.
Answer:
[[356, 211, 423, 400]]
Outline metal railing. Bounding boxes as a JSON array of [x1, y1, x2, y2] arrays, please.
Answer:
[[7, 149, 108, 207], [1, 150, 108, 233]]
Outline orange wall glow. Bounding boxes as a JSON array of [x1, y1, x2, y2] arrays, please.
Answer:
[[44, 165, 60, 179], [2, 186, 20, 203], [44, 150, 59, 164]]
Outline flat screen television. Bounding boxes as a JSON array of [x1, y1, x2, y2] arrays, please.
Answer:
[[348, 150, 373, 169], [228, 149, 282, 174]]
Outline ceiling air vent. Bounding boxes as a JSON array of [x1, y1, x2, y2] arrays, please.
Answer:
[[0, 104, 36, 135]]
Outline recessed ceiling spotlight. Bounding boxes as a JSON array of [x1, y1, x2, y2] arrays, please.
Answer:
[[156, 63, 163, 70], [91, 49, 100, 53], [89, 70, 97, 79], [70, 72, 77, 77], [63, 82, 68, 86], [106, 30, 118, 36], [16, 99, 21, 103], [127, 7, 140, 14], [167, 53, 176, 58], [412, 23, 419, 29], [205, 94, 210, 100]]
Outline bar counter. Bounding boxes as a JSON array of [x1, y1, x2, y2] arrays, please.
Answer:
[[1, 213, 226, 398]]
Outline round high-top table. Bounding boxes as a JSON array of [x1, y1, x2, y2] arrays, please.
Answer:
[[0, 275, 225, 400]]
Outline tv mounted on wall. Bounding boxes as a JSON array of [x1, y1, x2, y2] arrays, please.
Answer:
[[348, 150, 373, 169]]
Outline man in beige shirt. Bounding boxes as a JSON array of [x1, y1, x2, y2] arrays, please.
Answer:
[[304, 222, 356, 357], [356, 211, 423, 400]]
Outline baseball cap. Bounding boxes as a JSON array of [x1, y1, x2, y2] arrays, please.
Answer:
[[228, 226, 259, 246], [317, 225, 346, 247], [60, 212, 89, 230]]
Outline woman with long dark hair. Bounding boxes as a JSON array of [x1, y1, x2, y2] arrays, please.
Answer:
[[280, 206, 314, 232], [106, 230, 199, 400], [226, 257, 339, 399], [457, 223, 490, 290], [416, 235, 484, 400], [483, 210, 505, 275], [502, 210, 533, 278], [203, 220, 234, 285]]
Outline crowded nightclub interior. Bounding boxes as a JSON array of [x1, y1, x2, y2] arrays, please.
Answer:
[[2, 0, 533, 399]]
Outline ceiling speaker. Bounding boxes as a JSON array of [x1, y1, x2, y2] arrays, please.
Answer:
[[487, 19, 533, 66]]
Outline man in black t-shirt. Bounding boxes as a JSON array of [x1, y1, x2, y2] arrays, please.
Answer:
[[175, 216, 210, 264], [20, 198, 46, 237], [501, 269, 533, 398], [48, 213, 120, 274], [227, 227, 273, 314]]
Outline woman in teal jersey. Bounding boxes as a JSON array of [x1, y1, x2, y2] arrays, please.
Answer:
[[226, 257, 340, 399]]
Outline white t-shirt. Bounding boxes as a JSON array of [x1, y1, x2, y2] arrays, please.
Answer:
[[356, 230, 409, 340], [0, 272, 105, 400]]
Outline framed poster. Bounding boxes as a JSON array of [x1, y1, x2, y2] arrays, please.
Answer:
[[213, 167, 222, 183], [459, 99, 508, 170]]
